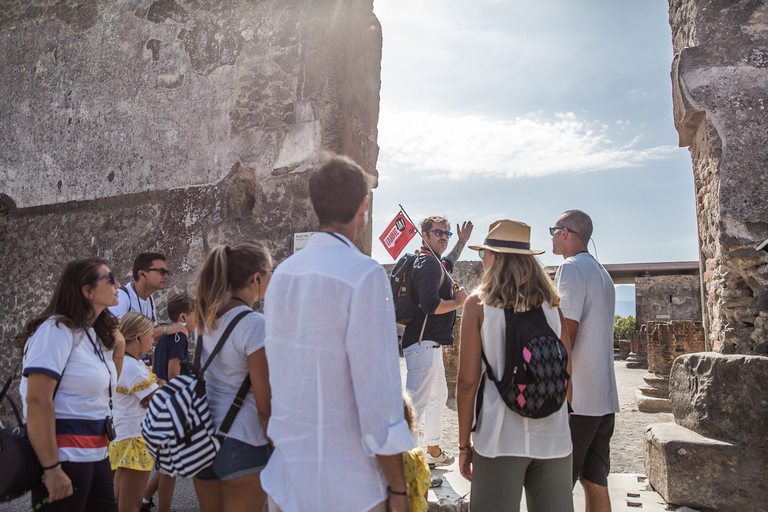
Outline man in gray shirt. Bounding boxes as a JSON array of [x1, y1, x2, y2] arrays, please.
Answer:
[[552, 210, 619, 512]]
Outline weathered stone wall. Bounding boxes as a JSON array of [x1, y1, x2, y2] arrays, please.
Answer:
[[635, 275, 702, 327], [0, 0, 382, 420], [670, 0, 768, 354], [646, 320, 705, 376]]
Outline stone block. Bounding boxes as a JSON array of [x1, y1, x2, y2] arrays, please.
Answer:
[[670, 353, 768, 447], [644, 422, 768, 511], [636, 390, 672, 413]]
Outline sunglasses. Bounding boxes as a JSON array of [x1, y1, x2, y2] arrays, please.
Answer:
[[426, 229, 453, 239], [147, 268, 171, 277], [549, 226, 567, 236], [92, 271, 116, 286]]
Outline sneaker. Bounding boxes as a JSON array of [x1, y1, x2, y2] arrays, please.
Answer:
[[425, 449, 455, 468], [139, 500, 155, 512], [430, 475, 443, 488]]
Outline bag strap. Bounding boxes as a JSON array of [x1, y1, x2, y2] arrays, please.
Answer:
[[217, 374, 252, 439], [194, 310, 253, 375]]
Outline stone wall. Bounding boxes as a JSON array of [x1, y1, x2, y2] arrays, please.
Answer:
[[646, 321, 705, 377], [0, 0, 382, 420], [635, 275, 702, 327]]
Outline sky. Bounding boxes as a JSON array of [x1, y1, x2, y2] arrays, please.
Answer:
[[370, 0, 699, 268]]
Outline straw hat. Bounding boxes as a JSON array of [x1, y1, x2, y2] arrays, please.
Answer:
[[468, 219, 545, 255]]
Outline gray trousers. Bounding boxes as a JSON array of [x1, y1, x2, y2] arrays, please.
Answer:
[[470, 451, 574, 512]]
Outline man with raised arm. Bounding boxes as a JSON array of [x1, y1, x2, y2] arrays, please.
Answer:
[[402, 216, 472, 470], [109, 252, 186, 340], [263, 154, 413, 512], [551, 210, 618, 512]]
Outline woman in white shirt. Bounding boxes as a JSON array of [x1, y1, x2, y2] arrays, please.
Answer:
[[110, 312, 159, 512], [192, 242, 273, 512], [456, 220, 574, 512], [19, 257, 125, 511]]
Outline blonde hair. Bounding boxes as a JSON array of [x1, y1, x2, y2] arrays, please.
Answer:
[[476, 252, 560, 310], [403, 392, 417, 432], [195, 242, 271, 333], [118, 312, 154, 343]]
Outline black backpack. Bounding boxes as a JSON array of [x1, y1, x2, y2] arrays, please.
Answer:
[[390, 253, 419, 325], [478, 306, 569, 420]]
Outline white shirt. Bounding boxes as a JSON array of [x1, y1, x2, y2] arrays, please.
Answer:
[[20, 317, 115, 462], [262, 232, 414, 512], [199, 306, 268, 447], [113, 355, 159, 442], [473, 302, 572, 459], [555, 252, 619, 416], [108, 283, 158, 324]]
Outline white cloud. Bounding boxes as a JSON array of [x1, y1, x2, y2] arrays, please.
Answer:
[[378, 107, 679, 180]]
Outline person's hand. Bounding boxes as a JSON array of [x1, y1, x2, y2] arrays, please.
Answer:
[[456, 221, 474, 243], [454, 287, 468, 304], [112, 329, 126, 358], [386, 493, 408, 512], [44, 466, 73, 502], [459, 449, 473, 481], [167, 322, 188, 336]]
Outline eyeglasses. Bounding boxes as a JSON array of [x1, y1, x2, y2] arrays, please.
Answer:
[[92, 271, 116, 286], [478, 250, 485, 259], [426, 229, 453, 239], [549, 226, 567, 236], [147, 268, 171, 277]]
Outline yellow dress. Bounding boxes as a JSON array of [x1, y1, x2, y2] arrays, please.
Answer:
[[403, 447, 430, 512]]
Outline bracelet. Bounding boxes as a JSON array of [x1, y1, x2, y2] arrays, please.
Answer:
[[164, 325, 168, 334], [42, 461, 61, 471], [387, 486, 407, 496], [459, 445, 472, 451]]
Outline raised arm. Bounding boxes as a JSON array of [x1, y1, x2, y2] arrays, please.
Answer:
[[444, 221, 474, 265]]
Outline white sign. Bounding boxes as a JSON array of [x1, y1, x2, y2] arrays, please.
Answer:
[[293, 232, 313, 253]]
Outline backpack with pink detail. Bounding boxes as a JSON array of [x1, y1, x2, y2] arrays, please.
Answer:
[[479, 306, 570, 419]]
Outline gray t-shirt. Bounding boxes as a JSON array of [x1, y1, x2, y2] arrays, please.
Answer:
[[555, 252, 619, 416]]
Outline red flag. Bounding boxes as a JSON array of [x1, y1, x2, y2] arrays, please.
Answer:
[[379, 211, 416, 260]]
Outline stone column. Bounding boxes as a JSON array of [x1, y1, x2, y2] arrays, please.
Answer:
[[626, 327, 648, 369], [645, 2, 768, 510]]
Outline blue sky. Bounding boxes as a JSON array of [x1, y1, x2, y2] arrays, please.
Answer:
[[370, 0, 699, 268]]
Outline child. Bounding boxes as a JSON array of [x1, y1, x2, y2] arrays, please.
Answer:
[[110, 313, 160, 512], [141, 294, 196, 512], [404, 393, 431, 512]]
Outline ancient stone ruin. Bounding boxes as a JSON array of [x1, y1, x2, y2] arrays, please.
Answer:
[[644, 1, 768, 510], [0, 0, 381, 413]]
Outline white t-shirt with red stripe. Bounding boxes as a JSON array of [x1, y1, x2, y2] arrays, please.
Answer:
[[21, 317, 115, 462]]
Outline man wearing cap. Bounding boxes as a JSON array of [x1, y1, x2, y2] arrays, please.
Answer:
[[551, 210, 618, 512], [402, 216, 472, 469]]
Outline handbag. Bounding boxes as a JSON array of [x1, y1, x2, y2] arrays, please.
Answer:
[[0, 360, 43, 502]]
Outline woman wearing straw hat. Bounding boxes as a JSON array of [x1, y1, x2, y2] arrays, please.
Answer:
[[456, 220, 574, 512]]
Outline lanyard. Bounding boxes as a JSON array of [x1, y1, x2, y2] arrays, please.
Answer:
[[130, 283, 156, 322], [84, 329, 114, 416], [321, 231, 351, 247]]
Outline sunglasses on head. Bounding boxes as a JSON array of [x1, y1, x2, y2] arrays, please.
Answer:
[[146, 268, 171, 277], [426, 229, 452, 239], [92, 271, 116, 286]]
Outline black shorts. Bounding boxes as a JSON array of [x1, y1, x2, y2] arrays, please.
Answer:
[[570, 413, 615, 487]]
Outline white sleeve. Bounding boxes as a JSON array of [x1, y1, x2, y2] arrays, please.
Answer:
[[22, 318, 74, 381], [236, 312, 266, 357], [346, 266, 414, 457], [555, 262, 586, 323]]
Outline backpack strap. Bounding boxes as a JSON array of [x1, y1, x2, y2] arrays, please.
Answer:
[[217, 374, 252, 439], [195, 310, 253, 375]]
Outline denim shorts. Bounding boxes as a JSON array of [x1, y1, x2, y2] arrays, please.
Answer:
[[195, 437, 272, 481]]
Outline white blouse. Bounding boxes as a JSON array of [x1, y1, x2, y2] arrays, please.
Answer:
[[472, 302, 572, 459]]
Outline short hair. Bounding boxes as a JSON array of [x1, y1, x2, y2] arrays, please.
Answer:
[[167, 293, 195, 323], [420, 216, 450, 234], [308, 154, 370, 227], [559, 210, 593, 242], [133, 252, 166, 281], [403, 392, 417, 432]]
